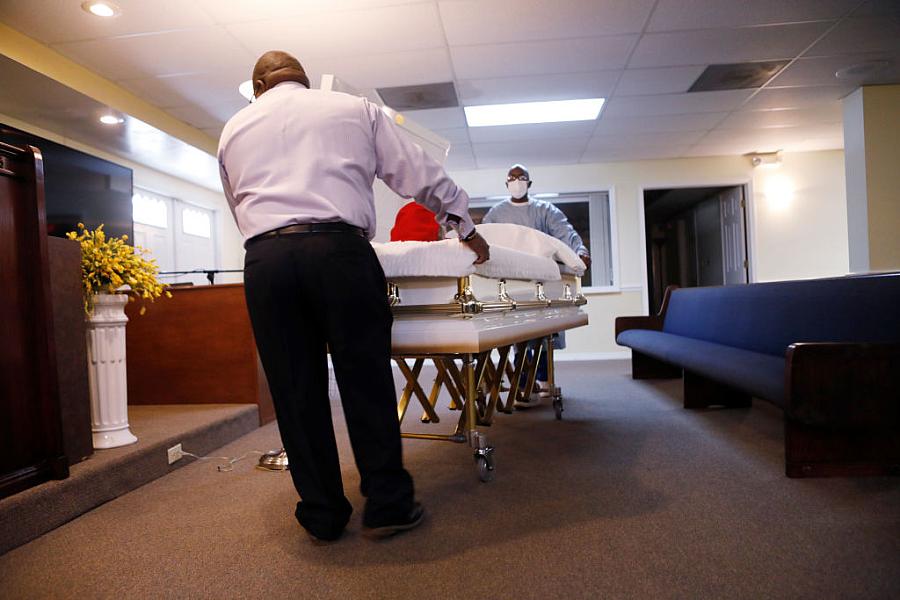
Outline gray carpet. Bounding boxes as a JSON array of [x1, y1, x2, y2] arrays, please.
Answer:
[[0, 404, 259, 555], [1, 361, 898, 599]]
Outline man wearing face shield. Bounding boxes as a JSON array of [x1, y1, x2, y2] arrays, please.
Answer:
[[482, 164, 590, 407], [218, 51, 489, 544]]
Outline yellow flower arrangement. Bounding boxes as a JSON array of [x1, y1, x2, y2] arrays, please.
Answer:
[[66, 223, 172, 315]]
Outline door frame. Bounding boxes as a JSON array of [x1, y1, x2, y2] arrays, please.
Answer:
[[637, 180, 756, 315]]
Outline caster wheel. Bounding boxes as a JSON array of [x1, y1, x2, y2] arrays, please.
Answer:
[[475, 454, 495, 482], [553, 399, 563, 420]]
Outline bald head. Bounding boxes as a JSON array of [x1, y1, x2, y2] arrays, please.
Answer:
[[252, 51, 310, 98]]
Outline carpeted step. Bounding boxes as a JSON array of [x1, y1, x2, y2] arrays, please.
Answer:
[[0, 404, 259, 556]]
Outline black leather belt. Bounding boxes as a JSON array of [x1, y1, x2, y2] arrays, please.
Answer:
[[247, 222, 366, 246]]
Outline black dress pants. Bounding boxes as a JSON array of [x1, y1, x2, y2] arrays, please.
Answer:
[[243, 231, 414, 538]]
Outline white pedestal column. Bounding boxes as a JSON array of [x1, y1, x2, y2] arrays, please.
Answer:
[[87, 293, 137, 449]]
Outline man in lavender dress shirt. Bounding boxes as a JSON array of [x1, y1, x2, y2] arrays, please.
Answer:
[[218, 51, 489, 542]]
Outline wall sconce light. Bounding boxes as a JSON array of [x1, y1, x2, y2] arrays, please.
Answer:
[[747, 151, 782, 168], [764, 174, 794, 211]]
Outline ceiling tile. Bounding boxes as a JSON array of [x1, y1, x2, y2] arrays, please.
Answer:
[[0, 0, 216, 44], [225, 3, 445, 61], [629, 22, 831, 68], [404, 107, 468, 130], [445, 143, 477, 171], [439, 0, 655, 45], [193, 0, 433, 24], [718, 104, 843, 129], [744, 85, 855, 110], [450, 36, 637, 79], [432, 128, 471, 145], [851, 0, 900, 17], [695, 122, 844, 154], [472, 137, 590, 169], [806, 17, 900, 56], [603, 89, 753, 117], [581, 145, 692, 163], [587, 130, 710, 149], [615, 66, 707, 96], [594, 112, 729, 134], [310, 48, 455, 90], [119, 66, 251, 110], [457, 71, 620, 105], [52, 28, 255, 80], [648, 0, 855, 32], [771, 53, 900, 87], [468, 121, 599, 144]]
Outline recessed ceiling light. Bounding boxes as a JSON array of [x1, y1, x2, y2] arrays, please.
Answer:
[[835, 60, 890, 80], [238, 80, 254, 102], [99, 114, 124, 125], [533, 193, 559, 198], [82, 1, 120, 17], [464, 98, 605, 127]]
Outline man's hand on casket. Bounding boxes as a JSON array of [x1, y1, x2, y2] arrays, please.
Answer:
[[462, 232, 490, 264], [580, 254, 592, 270]]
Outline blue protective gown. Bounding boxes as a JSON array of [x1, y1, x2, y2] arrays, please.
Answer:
[[482, 198, 588, 256], [483, 197, 583, 361]]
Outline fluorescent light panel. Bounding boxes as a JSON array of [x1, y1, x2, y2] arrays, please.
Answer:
[[464, 98, 605, 127]]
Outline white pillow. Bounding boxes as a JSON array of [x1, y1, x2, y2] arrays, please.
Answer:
[[474, 223, 586, 275]]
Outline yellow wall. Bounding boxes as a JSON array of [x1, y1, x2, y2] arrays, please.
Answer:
[[449, 149, 849, 356], [862, 85, 900, 271]]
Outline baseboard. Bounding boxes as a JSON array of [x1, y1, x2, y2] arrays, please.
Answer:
[[554, 351, 630, 362]]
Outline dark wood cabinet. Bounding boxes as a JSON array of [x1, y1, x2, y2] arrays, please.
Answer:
[[125, 284, 274, 425], [0, 142, 68, 499]]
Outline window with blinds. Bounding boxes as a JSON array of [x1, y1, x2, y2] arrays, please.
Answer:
[[468, 191, 616, 289]]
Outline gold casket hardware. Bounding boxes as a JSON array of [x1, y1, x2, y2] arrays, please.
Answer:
[[387, 282, 401, 306]]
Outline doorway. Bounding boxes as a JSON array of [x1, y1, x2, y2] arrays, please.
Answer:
[[643, 185, 749, 314]]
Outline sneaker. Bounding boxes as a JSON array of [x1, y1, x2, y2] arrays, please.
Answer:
[[536, 380, 553, 399], [514, 389, 543, 409], [362, 503, 425, 540]]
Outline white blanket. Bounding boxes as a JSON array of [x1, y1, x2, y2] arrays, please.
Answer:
[[473, 223, 586, 275], [372, 239, 561, 282]]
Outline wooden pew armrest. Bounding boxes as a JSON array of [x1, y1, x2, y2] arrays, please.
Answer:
[[785, 342, 900, 428], [615, 285, 678, 340], [615, 315, 663, 339]]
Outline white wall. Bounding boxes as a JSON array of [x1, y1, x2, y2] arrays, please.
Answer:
[[0, 112, 244, 281], [448, 149, 849, 356], [750, 150, 849, 282]]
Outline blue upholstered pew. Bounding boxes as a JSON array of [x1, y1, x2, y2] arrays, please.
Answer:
[[615, 273, 900, 478]]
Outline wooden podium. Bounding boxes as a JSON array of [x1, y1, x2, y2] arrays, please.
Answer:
[[125, 284, 275, 424], [0, 142, 69, 499]]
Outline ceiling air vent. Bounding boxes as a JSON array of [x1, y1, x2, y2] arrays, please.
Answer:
[[689, 61, 790, 92], [376, 82, 458, 111]]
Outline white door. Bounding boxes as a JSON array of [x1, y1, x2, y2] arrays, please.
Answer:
[[720, 186, 748, 285], [175, 204, 217, 286], [132, 191, 175, 278]]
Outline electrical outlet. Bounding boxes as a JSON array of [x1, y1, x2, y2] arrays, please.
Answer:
[[167, 443, 183, 465]]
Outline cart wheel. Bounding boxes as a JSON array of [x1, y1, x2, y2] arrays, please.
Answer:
[[553, 398, 563, 420], [475, 454, 495, 482]]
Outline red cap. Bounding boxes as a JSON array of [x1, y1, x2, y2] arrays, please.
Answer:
[[390, 201, 440, 242]]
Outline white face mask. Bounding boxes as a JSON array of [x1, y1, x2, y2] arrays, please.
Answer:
[[507, 180, 529, 200]]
